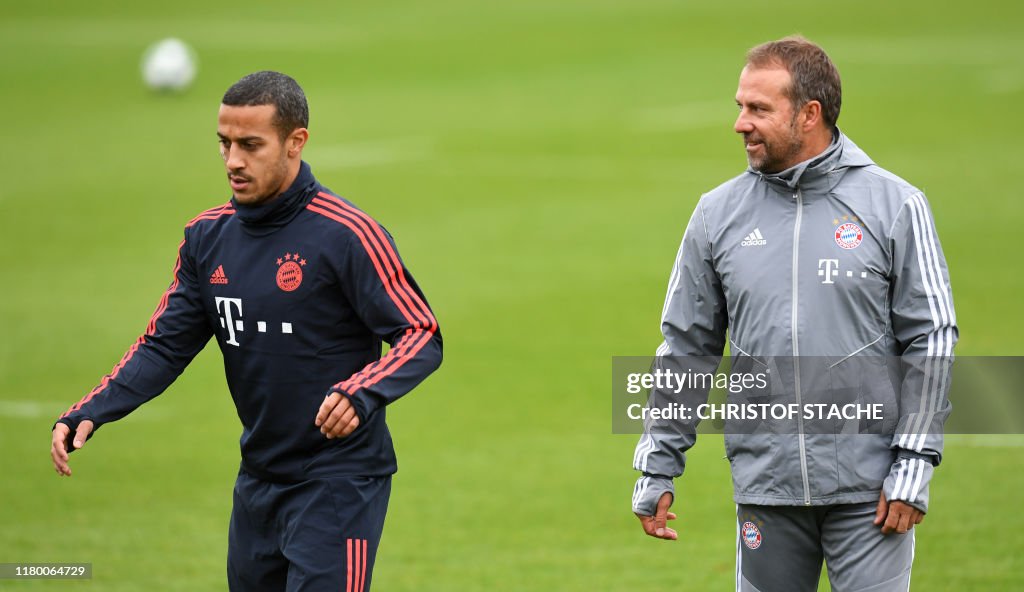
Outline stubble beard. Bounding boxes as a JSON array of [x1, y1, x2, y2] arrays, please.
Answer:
[[233, 154, 290, 206], [747, 117, 804, 174]]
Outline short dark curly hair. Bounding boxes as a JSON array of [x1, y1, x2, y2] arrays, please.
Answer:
[[222, 71, 309, 139], [746, 36, 842, 130]]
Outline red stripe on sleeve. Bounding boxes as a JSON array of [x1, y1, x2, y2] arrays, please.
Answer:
[[306, 204, 433, 394], [311, 194, 437, 392], [62, 206, 234, 419], [187, 203, 235, 227], [308, 197, 435, 393], [62, 240, 184, 417], [317, 193, 436, 331], [310, 196, 427, 328], [306, 200, 436, 394], [338, 329, 431, 393]]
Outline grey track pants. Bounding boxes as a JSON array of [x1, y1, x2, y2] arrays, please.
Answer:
[[736, 502, 914, 592]]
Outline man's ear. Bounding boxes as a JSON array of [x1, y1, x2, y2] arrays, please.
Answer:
[[287, 128, 309, 157], [800, 100, 823, 132]]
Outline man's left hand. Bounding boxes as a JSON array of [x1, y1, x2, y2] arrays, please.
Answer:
[[315, 392, 360, 438], [873, 491, 924, 534]]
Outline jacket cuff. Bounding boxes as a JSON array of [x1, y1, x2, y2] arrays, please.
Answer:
[[896, 448, 940, 466], [883, 456, 933, 513], [632, 475, 674, 516], [53, 417, 98, 453], [326, 388, 377, 424]]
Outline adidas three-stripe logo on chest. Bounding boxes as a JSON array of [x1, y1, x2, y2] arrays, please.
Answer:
[[741, 228, 766, 247]]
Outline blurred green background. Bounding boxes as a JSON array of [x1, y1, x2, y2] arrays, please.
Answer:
[[1, 1, 1022, 590]]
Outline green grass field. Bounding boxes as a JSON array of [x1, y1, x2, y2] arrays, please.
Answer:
[[2, 1, 1023, 589]]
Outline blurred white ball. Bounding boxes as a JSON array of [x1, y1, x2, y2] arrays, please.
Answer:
[[141, 38, 197, 92]]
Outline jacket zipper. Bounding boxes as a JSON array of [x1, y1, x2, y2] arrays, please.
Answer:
[[792, 188, 811, 505]]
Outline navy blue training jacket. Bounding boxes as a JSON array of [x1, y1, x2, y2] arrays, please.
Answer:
[[57, 162, 442, 482]]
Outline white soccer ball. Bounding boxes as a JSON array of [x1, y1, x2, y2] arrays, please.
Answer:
[[141, 38, 197, 92]]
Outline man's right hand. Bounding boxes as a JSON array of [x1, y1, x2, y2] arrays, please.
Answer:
[[51, 420, 94, 477], [636, 492, 678, 540], [315, 393, 360, 439]]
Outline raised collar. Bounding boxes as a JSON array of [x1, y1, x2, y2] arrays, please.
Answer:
[[755, 132, 843, 192], [231, 161, 317, 233]]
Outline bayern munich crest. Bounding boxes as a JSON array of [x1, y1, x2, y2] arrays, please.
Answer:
[[834, 223, 863, 250], [741, 521, 762, 550], [276, 252, 306, 292]]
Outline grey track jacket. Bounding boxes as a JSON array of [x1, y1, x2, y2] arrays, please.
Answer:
[[632, 132, 957, 514]]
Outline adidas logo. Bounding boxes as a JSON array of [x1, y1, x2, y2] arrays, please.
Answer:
[[741, 228, 767, 247], [210, 265, 229, 285]]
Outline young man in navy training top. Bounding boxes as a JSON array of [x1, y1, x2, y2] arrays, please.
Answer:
[[50, 71, 443, 591]]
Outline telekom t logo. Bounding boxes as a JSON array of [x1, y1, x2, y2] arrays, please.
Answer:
[[216, 297, 243, 346], [818, 259, 840, 285], [214, 297, 294, 346]]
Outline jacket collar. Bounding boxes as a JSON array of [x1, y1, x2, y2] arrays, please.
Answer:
[[231, 161, 317, 232], [752, 130, 874, 194]]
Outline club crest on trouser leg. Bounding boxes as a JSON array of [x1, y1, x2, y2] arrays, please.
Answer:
[[741, 521, 763, 550]]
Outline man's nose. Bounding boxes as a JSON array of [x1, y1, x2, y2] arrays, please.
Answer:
[[224, 146, 245, 171], [734, 110, 753, 134]]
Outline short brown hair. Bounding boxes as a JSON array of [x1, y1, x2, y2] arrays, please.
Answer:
[[746, 36, 842, 129], [222, 71, 309, 139]]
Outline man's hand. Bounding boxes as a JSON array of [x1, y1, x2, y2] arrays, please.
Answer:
[[636, 492, 678, 540], [51, 420, 94, 477], [315, 392, 360, 439], [873, 491, 925, 534]]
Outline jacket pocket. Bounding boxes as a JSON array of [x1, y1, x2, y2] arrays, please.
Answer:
[[828, 350, 901, 493], [724, 354, 788, 498], [827, 349, 900, 436]]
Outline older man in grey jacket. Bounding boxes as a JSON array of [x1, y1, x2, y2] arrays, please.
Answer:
[[632, 36, 956, 591]]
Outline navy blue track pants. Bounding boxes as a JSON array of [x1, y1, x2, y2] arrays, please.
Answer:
[[227, 470, 391, 592]]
